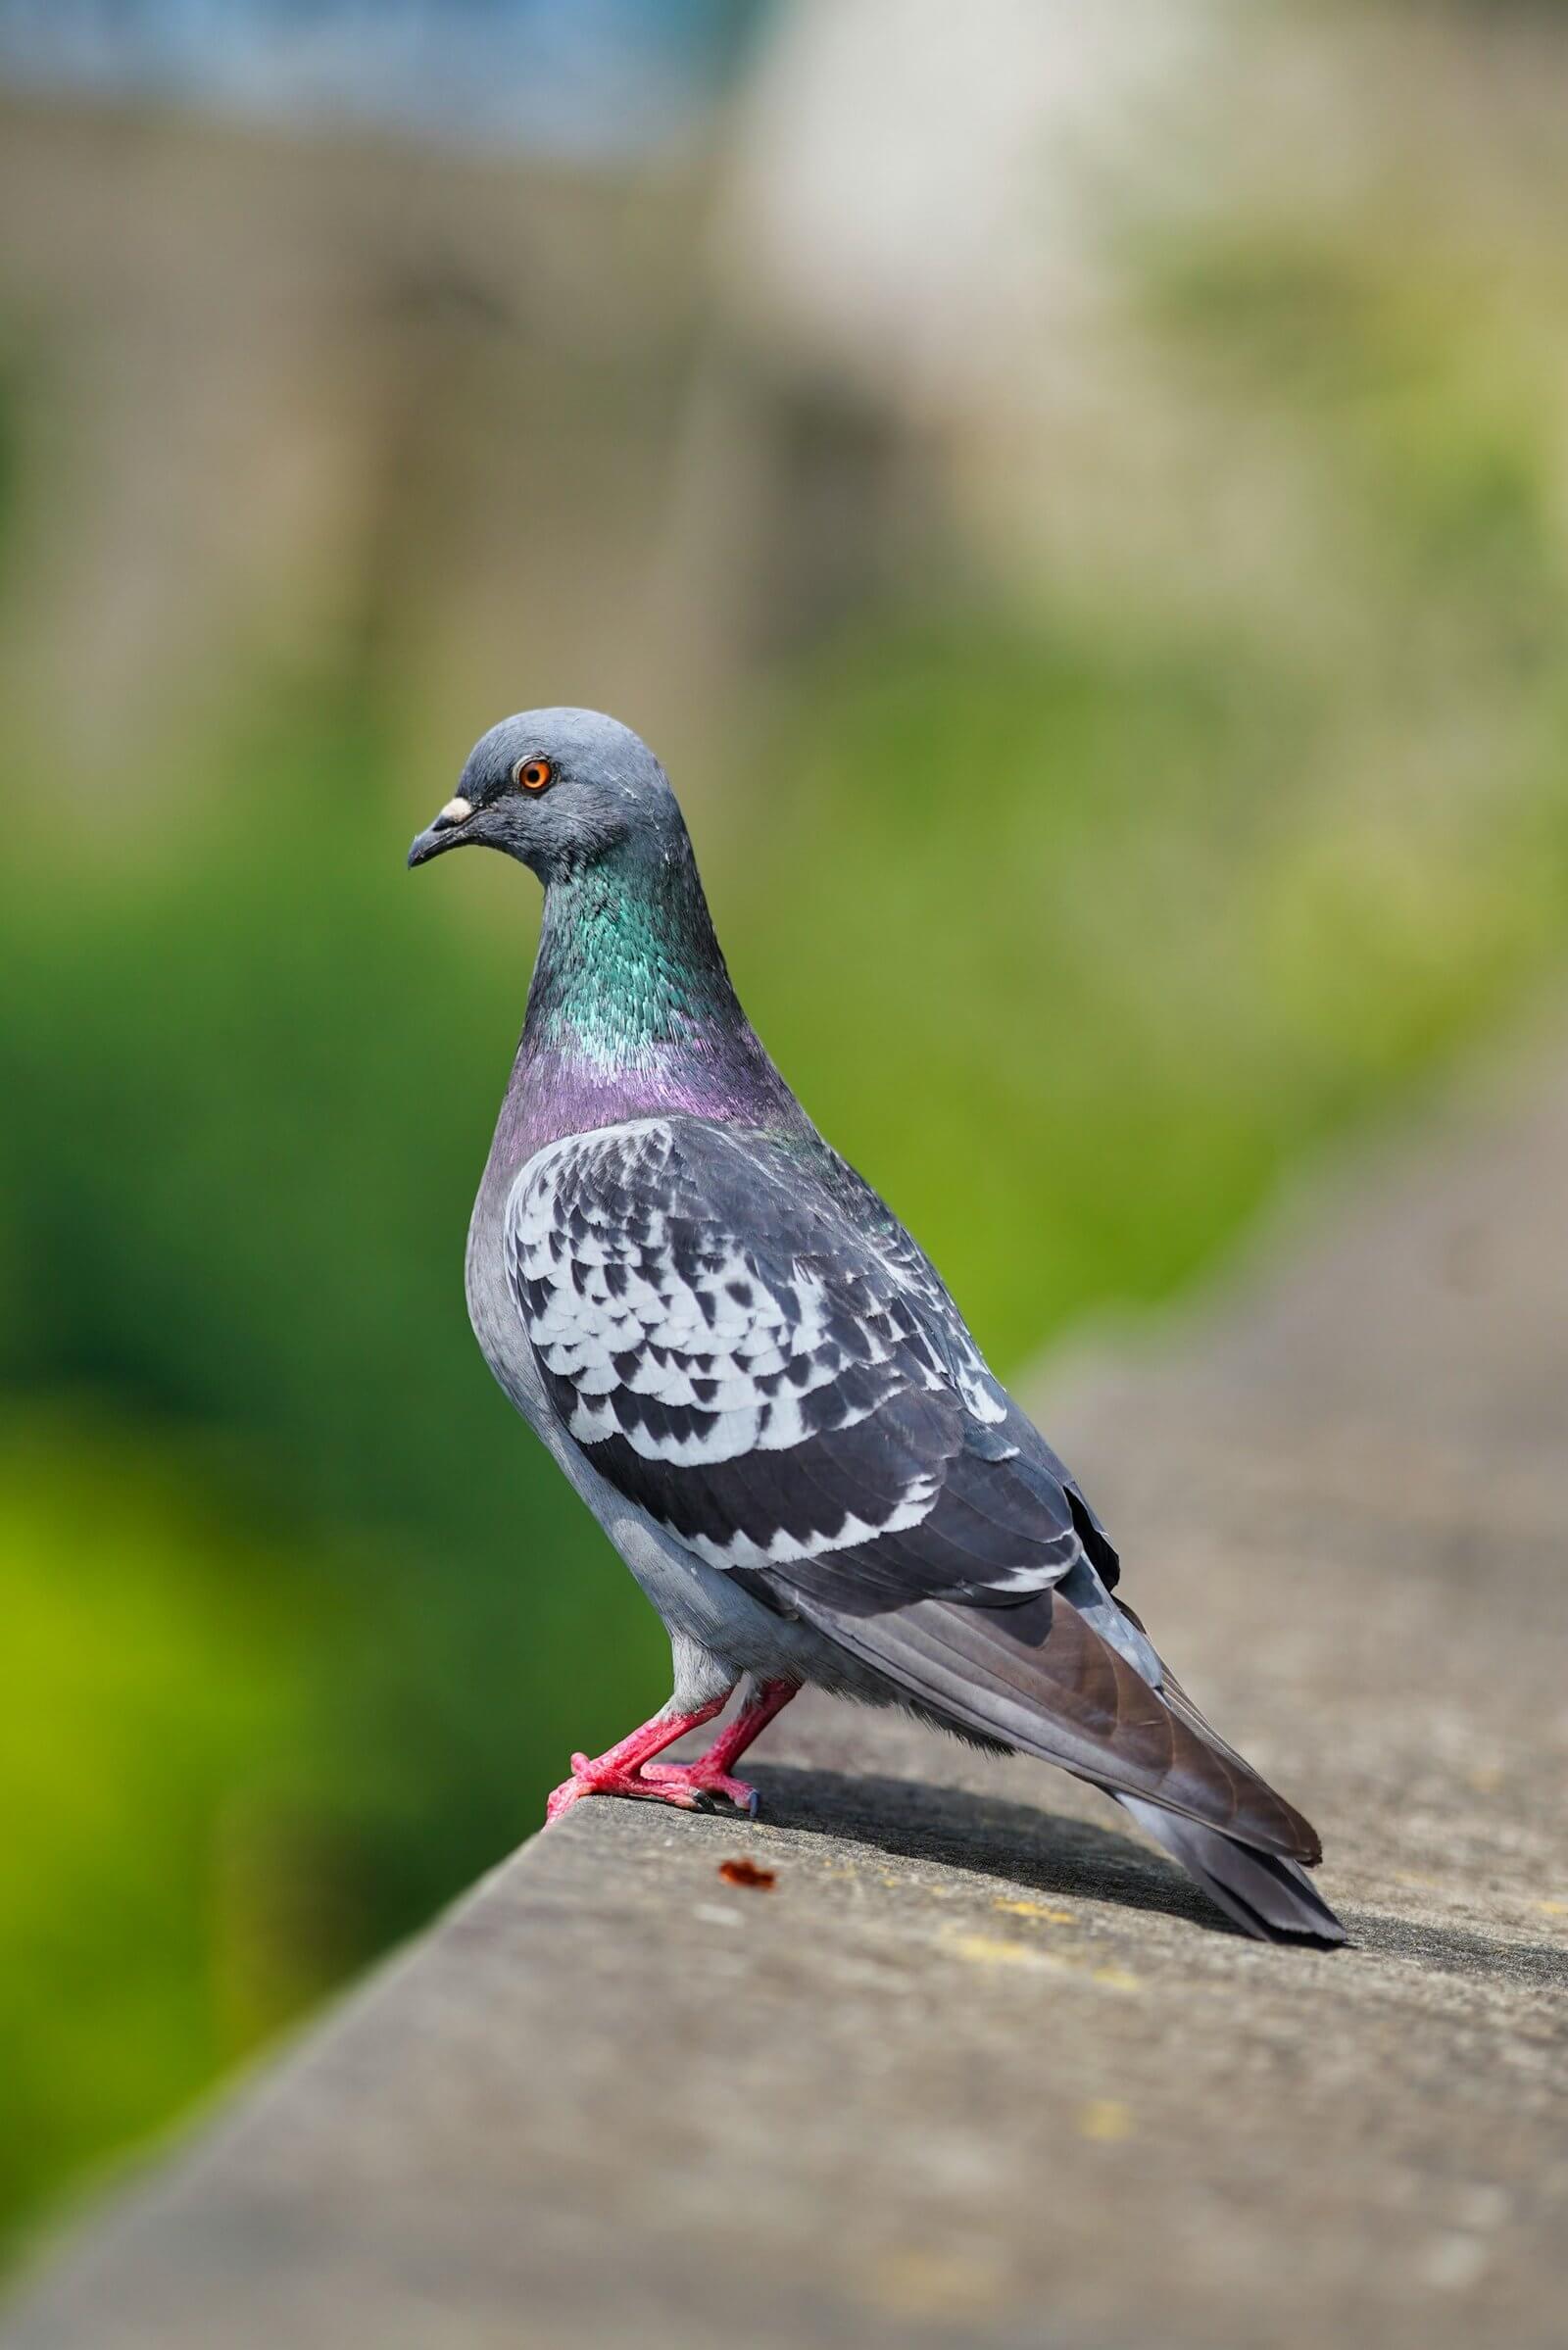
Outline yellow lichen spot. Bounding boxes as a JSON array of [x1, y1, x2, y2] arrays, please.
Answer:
[[1077, 2098, 1134, 2142], [860, 2247, 1005, 2319], [1092, 1965, 1142, 1992], [1534, 1897, 1568, 1917], [950, 1933, 1042, 1968], [992, 1896, 1074, 1924]]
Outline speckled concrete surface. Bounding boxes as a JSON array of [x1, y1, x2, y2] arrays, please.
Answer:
[[5, 1022, 1565, 2350]]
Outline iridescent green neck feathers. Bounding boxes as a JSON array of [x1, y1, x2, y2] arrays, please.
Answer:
[[528, 836, 741, 1057]]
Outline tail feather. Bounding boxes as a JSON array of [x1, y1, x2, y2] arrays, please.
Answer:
[[1118, 1794, 1347, 1946], [801, 1589, 1322, 1860], [793, 1587, 1345, 1944]]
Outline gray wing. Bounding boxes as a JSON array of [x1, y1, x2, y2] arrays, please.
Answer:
[[814, 1143, 1124, 1589], [506, 1114, 1089, 1616]]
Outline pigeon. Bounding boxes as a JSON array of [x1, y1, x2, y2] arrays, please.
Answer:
[[409, 708, 1345, 1945]]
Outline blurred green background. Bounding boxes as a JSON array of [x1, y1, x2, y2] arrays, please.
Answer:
[[3, 0, 1568, 2258]]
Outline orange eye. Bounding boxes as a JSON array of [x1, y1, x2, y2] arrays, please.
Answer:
[[514, 756, 554, 793]]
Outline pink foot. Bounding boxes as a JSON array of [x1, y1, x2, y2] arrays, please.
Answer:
[[545, 1749, 743, 1824], [637, 1679, 797, 1820], [640, 1759, 760, 1816], [542, 1693, 732, 1827], [541, 1681, 798, 1828]]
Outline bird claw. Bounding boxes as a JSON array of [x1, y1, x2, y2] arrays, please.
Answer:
[[690, 1785, 760, 1819], [542, 1759, 760, 1824], [642, 1761, 760, 1816]]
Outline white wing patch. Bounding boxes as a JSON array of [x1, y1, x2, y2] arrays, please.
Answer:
[[513, 1125, 919, 1474], [506, 1117, 1083, 1603]]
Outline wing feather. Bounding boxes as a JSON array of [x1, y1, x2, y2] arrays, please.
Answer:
[[800, 1589, 1323, 1862], [507, 1116, 1082, 1609]]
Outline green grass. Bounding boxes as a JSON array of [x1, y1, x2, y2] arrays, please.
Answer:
[[0, 1413, 342, 2230]]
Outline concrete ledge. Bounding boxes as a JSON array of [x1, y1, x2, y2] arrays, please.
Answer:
[[6, 1024, 1567, 2350]]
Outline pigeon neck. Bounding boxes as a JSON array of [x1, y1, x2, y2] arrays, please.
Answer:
[[510, 836, 798, 1151], [525, 834, 742, 1057]]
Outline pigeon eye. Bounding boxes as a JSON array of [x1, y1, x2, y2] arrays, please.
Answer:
[[514, 756, 554, 794]]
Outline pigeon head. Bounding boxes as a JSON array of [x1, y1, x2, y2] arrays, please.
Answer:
[[408, 708, 684, 883]]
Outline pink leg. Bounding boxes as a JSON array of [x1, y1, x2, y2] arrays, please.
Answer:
[[640, 1678, 800, 1819], [544, 1693, 731, 1826]]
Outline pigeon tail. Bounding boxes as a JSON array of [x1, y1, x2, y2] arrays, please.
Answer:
[[1117, 1795, 1347, 1946], [787, 1587, 1346, 1941], [796, 1589, 1323, 1860]]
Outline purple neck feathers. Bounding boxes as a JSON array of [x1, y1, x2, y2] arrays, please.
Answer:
[[493, 837, 804, 1170]]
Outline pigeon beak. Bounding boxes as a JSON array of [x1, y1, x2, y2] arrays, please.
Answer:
[[407, 797, 474, 869]]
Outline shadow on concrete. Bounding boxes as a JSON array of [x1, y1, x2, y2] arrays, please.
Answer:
[[750, 1760, 1242, 1935], [1345, 1908, 1567, 1986], [750, 1762, 1568, 1984]]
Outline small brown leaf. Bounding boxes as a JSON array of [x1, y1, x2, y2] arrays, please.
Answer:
[[718, 1857, 776, 1891]]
